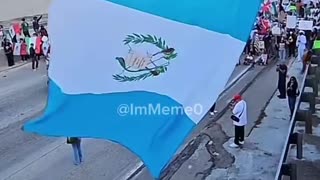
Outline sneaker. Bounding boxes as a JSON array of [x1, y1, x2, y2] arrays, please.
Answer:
[[209, 110, 218, 116], [277, 95, 286, 99], [229, 143, 239, 148], [33, 69, 36, 71], [239, 141, 244, 145]]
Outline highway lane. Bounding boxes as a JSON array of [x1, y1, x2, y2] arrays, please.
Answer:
[[0, 58, 259, 180], [0, 60, 141, 180]]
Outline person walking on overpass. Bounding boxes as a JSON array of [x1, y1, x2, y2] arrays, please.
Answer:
[[277, 63, 288, 99], [67, 137, 83, 165], [29, 43, 38, 71], [287, 31, 296, 58], [3, 39, 15, 67], [229, 94, 247, 148], [21, 18, 30, 38], [287, 76, 299, 117], [277, 38, 286, 63], [297, 31, 307, 62], [20, 38, 28, 62], [301, 49, 312, 73], [32, 15, 43, 33], [40, 25, 48, 37]]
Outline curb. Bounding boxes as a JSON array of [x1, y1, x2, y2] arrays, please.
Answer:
[[126, 56, 277, 180], [0, 62, 29, 73], [207, 56, 278, 129], [221, 55, 262, 96]]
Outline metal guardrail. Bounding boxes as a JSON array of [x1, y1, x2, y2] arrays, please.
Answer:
[[275, 54, 320, 180]]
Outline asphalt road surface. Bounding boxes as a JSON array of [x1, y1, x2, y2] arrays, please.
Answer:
[[0, 58, 260, 180], [0, 60, 143, 180]]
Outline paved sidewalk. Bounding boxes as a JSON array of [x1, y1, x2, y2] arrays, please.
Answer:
[[131, 58, 278, 179], [204, 59, 302, 180], [161, 58, 300, 180], [0, 57, 267, 180], [0, 51, 30, 72]]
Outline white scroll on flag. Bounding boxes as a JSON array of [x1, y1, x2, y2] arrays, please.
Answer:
[[23, 0, 261, 178], [8, 25, 15, 38], [27, 36, 37, 53], [13, 42, 21, 56], [42, 43, 50, 56]]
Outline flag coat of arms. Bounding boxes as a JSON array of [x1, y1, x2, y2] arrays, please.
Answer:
[[24, 0, 261, 178]]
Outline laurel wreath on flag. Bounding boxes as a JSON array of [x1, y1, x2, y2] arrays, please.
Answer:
[[113, 33, 177, 82]]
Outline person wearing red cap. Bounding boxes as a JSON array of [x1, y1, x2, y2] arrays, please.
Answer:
[[229, 94, 247, 148]]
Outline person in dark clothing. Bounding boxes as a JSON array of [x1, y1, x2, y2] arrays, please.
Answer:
[[29, 43, 38, 70], [67, 137, 83, 165], [39, 25, 48, 37], [3, 39, 15, 67], [299, 3, 305, 18], [302, 50, 312, 73], [287, 76, 299, 117], [277, 63, 288, 99], [310, 28, 318, 49], [32, 15, 43, 33], [264, 32, 273, 55], [288, 31, 296, 57], [21, 18, 30, 37]]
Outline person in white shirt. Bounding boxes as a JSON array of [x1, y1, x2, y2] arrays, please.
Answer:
[[229, 94, 248, 148], [297, 31, 307, 62]]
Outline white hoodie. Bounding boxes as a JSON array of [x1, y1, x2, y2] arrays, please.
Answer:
[[297, 34, 307, 49], [232, 100, 248, 126]]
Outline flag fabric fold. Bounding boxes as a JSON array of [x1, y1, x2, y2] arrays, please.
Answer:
[[24, 0, 261, 178]]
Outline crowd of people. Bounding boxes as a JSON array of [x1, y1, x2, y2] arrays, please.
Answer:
[[0, 15, 50, 71], [0, 0, 319, 163], [220, 0, 319, 149], [241, 0, 320, 68]]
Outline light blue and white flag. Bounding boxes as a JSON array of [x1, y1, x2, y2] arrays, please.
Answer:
[[24, 0, 260, 178]]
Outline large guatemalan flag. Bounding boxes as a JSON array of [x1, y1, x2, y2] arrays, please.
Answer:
[[24, 0, 261, 178]]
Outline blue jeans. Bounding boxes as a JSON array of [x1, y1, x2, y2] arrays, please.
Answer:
[[298, 47, 305, 61], [72, 142, 83, 165], [279, 49, 286, 62], [288, 96, 296, 116]]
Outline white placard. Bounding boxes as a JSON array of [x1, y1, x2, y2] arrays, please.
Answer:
[[286, 15, 297, 28], [272, 26, 281, 35], [299, 20, 313, 30], [303, 0, 311, 4]]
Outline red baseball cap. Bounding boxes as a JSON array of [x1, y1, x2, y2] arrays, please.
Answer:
[[233, 94, 242, 101]]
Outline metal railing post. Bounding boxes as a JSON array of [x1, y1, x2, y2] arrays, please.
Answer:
[[295, 110, 313, 134], [280, 163, 298, 180], [289, 133, 303, 159]]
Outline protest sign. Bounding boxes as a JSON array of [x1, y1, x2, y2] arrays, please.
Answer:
[[298, 20, 313, 30], [287, 15, 297, 28], [272, 26, 281, 35]]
